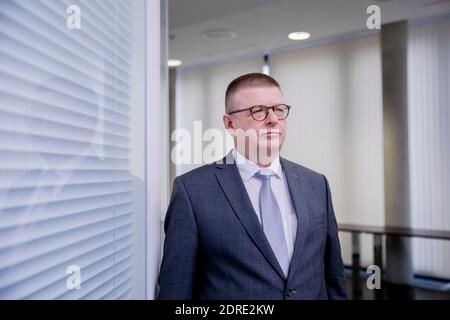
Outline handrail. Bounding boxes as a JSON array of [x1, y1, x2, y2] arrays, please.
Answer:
[[339, 224, 450, 240]]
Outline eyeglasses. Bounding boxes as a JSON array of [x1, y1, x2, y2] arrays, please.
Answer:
[[228, 104, 291, 121]]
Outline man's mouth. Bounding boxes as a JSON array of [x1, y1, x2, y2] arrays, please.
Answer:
[[261, 131, 281, 136]]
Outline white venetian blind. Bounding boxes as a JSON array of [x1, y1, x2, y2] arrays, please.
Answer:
[[0, 0, 136, 299], [408, 18, 450, 280]]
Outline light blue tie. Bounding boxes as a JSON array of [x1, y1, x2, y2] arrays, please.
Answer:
[[256, 169, 290, 277]]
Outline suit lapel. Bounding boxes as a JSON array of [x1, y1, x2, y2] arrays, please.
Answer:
[[280, 157, 311, 282], [215, 152, 287, 280]]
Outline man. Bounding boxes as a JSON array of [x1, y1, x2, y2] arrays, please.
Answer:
[[158, 73, 347, 300]]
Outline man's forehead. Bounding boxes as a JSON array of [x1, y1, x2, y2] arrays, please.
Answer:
[[231, 86, 283, 103]]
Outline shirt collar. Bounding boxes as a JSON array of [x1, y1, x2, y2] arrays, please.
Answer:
[[232, 148, 282, 183]]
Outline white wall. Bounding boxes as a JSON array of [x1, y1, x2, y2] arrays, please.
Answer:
[[408, 19, 450, 279]]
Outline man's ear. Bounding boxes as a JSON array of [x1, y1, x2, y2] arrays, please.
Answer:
[[223, 114, 235, 135]]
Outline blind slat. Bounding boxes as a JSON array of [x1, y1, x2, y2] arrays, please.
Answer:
[[0, 51, 131, 107], [0, 130, 130, 158], [0, 230, 133, 292], [89, 0, 132, 33], [0, 210, 133, 249], [0, 72, 131, 119], [0, 150, 130, 170], [1, 180, 132, 210], [0, 169, 131, 189], [0, 103, 130, 139], [49, 252, 133, 300], [97, 272, 133, 300], [0, 2, 131, 72], [0, 128, 130, 154], [0, 238, 132, 299], [0, 201, 132, 229], [0, 25, 131, 90], [66, 0, 132, 48], [4, 0, 132, 64], [78, 265, 132, 300], [0, 218, 133, 270]]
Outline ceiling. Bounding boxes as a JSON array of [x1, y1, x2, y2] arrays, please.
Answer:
[[169, 0, 450, 68]]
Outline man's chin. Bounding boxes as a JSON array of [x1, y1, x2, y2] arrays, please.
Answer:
[[257, 142, 281, 155]]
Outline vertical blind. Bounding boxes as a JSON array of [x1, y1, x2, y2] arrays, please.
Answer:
[[0, 0, 135, 299], [408, 18, 450, 280]]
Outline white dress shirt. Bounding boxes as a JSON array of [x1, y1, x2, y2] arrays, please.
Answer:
[[233, 149, 298, 262]]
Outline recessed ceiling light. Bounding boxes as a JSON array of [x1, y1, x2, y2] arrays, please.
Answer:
[[168, 59, 182, 67], [288, 31, 311, 41], [201, 29, 237, 40]]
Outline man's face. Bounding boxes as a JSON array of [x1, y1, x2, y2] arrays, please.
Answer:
[[223, 86, 287, 158]]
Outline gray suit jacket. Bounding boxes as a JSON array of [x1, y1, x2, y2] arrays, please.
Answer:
[[158, 152, 347, 300]]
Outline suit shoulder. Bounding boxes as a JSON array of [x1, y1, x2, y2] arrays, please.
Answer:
[[175, 162, 217, 184], [281, 157, 325, 181]]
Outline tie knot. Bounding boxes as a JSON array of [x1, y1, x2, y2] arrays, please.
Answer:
[[256, 169, 276, 181]]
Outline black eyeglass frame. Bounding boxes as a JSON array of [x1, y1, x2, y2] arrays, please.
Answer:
[[228, 104, 291, 121]]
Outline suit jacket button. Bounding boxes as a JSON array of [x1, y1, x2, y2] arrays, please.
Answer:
[[285, 288, 296, 297]]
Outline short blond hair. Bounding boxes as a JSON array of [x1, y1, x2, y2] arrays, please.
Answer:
[[225, 73, 281, 113]]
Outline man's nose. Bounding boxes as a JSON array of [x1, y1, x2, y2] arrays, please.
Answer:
[[265, 108, 279, 124]]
